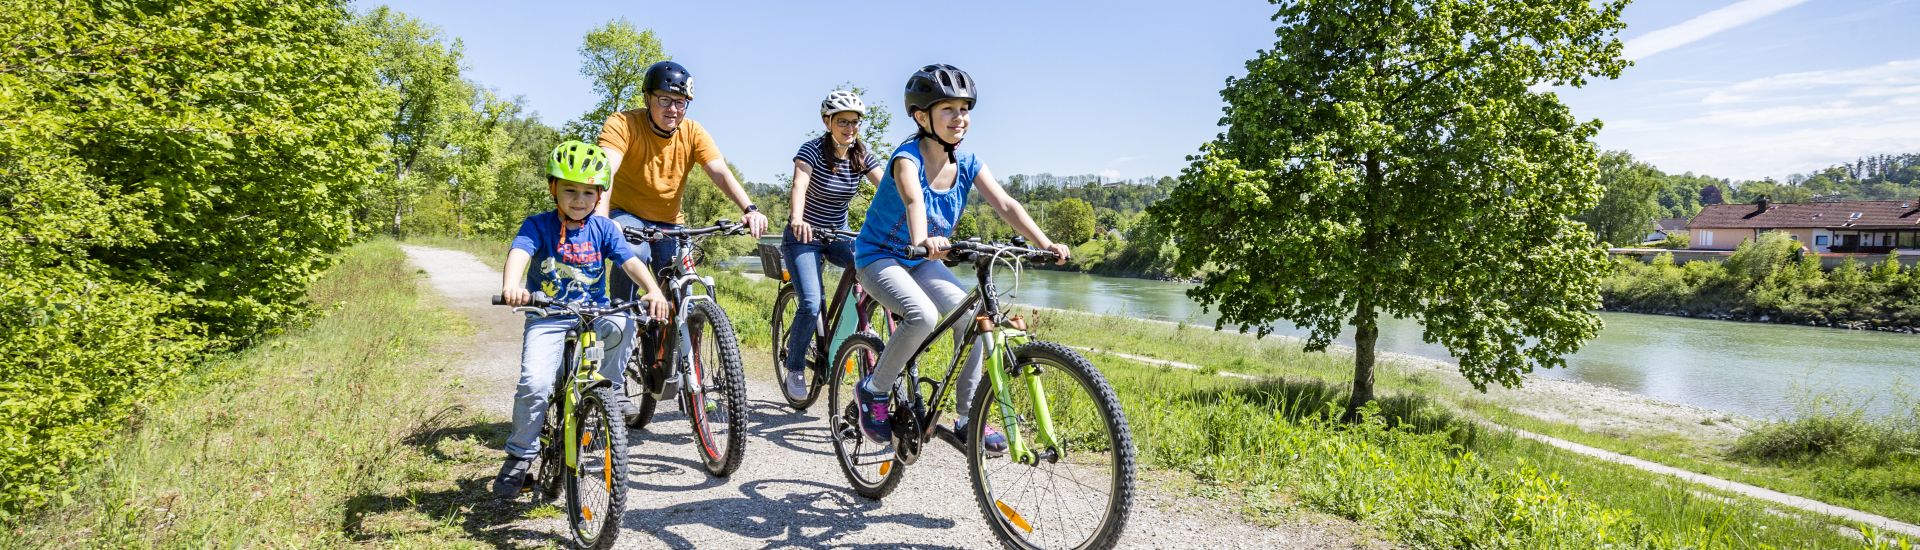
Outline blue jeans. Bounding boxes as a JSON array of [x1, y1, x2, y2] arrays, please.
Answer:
[[781, 225, 855, 373], [507, 315, 627, 459], [607, 210, 680, 384]]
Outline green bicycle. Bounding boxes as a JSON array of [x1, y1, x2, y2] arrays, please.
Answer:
[[492, 292, 648, 549], [827, 239, 1136, 550]]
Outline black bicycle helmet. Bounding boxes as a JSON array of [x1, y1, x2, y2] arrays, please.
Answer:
[[904, 64, 976, 161], [904, 64, 975, 114], [643, 61, 694, 99]]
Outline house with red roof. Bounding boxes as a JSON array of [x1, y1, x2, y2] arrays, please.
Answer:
[[1687, 197, 1920, 253]]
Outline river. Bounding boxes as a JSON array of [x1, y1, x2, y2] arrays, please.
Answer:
[[732, 257, 1920, 419]]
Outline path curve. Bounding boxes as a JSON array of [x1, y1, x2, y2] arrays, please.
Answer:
[[401, 245, 1384, 549]]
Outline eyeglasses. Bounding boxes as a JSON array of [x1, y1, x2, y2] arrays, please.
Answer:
[[652, 95, 690, 111], [831, 118, 862, 129]]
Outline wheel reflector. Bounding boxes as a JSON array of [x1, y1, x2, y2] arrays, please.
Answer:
[[583, 505, 594, 521], [879, 461, 892, 476], [996, 500, 1033, 533], [581, 432, 593, 447]]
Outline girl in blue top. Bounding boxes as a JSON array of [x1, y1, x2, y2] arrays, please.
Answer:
[[780, 90, 884, 400], [852, 65, 1070, 453]]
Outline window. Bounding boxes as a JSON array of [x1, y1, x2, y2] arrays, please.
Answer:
[[1701, 230, 1713, 246], [1884, 235, 1894, 246], [1816, 235, 1830, 246]]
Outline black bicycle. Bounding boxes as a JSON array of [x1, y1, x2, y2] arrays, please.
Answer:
[[490, 293, 652, 549], [764, 229, 895, 410], [827, 239, 1136, 550], [619, 220, 751, 477]]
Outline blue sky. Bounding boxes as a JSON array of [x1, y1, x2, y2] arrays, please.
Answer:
[[371, 0, 1920, 185]]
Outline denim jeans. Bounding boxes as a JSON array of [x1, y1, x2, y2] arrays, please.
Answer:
[[780, 225, 855, 373], [506, 314, 627, 459]]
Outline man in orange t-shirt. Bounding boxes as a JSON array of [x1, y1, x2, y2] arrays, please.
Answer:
[[596, 60, 768, 299]]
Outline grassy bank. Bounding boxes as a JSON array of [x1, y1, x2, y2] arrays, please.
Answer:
[[703, 266, 1903, 548], [0, 240, 508, 547]]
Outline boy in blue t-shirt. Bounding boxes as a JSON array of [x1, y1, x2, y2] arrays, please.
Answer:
[[492, 140, 671, 498]]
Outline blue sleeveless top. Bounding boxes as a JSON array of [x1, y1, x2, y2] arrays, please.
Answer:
[[854, 138, 980, 269]]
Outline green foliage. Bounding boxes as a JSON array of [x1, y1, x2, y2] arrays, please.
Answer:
[[564, 18, 668, 141], [1653, 231, 1689, 249], [1042, 198, 1096, 246], [1576, 151, 1666, 245], [1604, 233, 1920, 327], [1156, 0, 1629, 418], [0, 0, 386, 515]]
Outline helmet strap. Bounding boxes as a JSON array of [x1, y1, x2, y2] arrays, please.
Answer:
[[913, 110, 961, 163], [648, 118, 675, 138]]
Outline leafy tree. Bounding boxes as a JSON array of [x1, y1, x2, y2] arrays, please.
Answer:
[[565, 18, 667, 141], [0, 0, 385, 513], [361, 6, 468, 237], [1699, 183, 1723, 205], [1044, 198, 1097, 246], [1576, 151, 1664, 245], [1155, 0, 1628, 419]]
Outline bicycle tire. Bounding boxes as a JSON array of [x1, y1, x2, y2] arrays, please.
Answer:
[[770, 286, 824, 410], [967, 340, 1135, 550], [826, 332, 906, 499], [623, 362, 659, 430], [567, 387, 630, 549], [686, 299, 749, 476]]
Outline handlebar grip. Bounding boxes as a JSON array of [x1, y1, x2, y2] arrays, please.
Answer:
[[491, 295, 505, 306], [906, 246, 929, 259]]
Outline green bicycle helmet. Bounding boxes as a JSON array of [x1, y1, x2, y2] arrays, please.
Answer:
[[547, 140, 611, 188]]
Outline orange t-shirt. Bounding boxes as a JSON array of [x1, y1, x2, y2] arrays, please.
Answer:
[[597, 109, 721, 224]]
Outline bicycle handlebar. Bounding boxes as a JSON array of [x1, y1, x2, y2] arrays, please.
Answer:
[[491, 292, 660, 325], [903, 240, 1059, 263], [622, 219, 747, 243]]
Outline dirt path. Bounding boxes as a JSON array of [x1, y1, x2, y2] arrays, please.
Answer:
[[400, 245, 1386, 549]]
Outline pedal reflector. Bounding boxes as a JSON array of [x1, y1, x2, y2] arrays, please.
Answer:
[[996, 500, 1033, 533]]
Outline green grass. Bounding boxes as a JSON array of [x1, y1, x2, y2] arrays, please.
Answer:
[[0, 240, 515, 548], [701, 265, 1905, 548]]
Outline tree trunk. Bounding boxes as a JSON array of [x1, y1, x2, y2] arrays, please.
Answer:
[[1343, 299, 1378, 423]]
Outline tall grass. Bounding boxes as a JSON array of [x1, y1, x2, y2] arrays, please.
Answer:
[[703, 265, 1890, 548], [0, 240, 496, 547]]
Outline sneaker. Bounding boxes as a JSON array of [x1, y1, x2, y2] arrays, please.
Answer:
[[955, 420, 1009, 455], [855, 376, 893, 443], [491, 456, 533, 498], [783, 368, 808, 402]]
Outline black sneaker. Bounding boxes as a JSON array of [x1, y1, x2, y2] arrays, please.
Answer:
[[491, 456, 532, 498]]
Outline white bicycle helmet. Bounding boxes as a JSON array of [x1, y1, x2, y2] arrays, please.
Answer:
[[820, 90, 867, 118]]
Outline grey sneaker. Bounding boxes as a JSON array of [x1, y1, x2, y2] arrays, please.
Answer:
[[491, 456, 533, 498], [783, 368, 808, 401]]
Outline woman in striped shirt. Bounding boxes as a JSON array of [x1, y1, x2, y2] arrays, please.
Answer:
[[781, 90, 884, 400]]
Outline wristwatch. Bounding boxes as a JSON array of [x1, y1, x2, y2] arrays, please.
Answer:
[[744, 204, 760, 215]]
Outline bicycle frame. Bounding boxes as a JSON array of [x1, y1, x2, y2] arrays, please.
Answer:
[[886, 253, 1062, 466]]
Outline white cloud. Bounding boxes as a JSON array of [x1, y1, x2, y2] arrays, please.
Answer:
[[1623, 0, 1810, 61], [1097, 169, 1123, 180]]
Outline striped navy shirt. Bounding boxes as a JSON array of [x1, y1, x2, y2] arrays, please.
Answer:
[[793, 138, 880, 230]]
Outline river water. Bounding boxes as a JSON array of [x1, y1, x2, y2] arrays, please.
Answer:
[[734, 257, 1920, 419]]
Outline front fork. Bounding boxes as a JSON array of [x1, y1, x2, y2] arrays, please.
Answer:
[[983, 328, 1061, 465], [565, 329, 615, 471]]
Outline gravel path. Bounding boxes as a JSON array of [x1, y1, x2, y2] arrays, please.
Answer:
[[401, 245, 1386, 549]]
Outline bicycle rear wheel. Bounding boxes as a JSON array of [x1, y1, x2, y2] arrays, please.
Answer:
[[826, 333, 906, 499], [623, 358, 659, 430], [967, 341, 1134, 550], [567, 387, 630, 549], [686, 300, 748, 476]]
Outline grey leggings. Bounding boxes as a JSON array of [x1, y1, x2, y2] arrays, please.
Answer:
[[857, 258, 985, 420]]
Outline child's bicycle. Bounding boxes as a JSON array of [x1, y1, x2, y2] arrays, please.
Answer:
[[619, 220, 751, 477], [490, 292, 654, 550], [762, 228, 895, 410], [827, 239, 1136, 550]]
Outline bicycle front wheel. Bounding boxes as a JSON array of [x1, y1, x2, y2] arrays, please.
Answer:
[[770, 286, 822, 409], [566, 386, 630, 549], [967, 341, 1135, 550], [686, 299, 748, 476]]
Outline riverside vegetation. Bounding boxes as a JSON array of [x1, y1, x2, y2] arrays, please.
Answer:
[[1605, 232, 1920, 331]]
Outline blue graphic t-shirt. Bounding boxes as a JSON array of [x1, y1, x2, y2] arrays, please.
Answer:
[[510, 212, 639, 306], [854, 138, 981, 268]]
